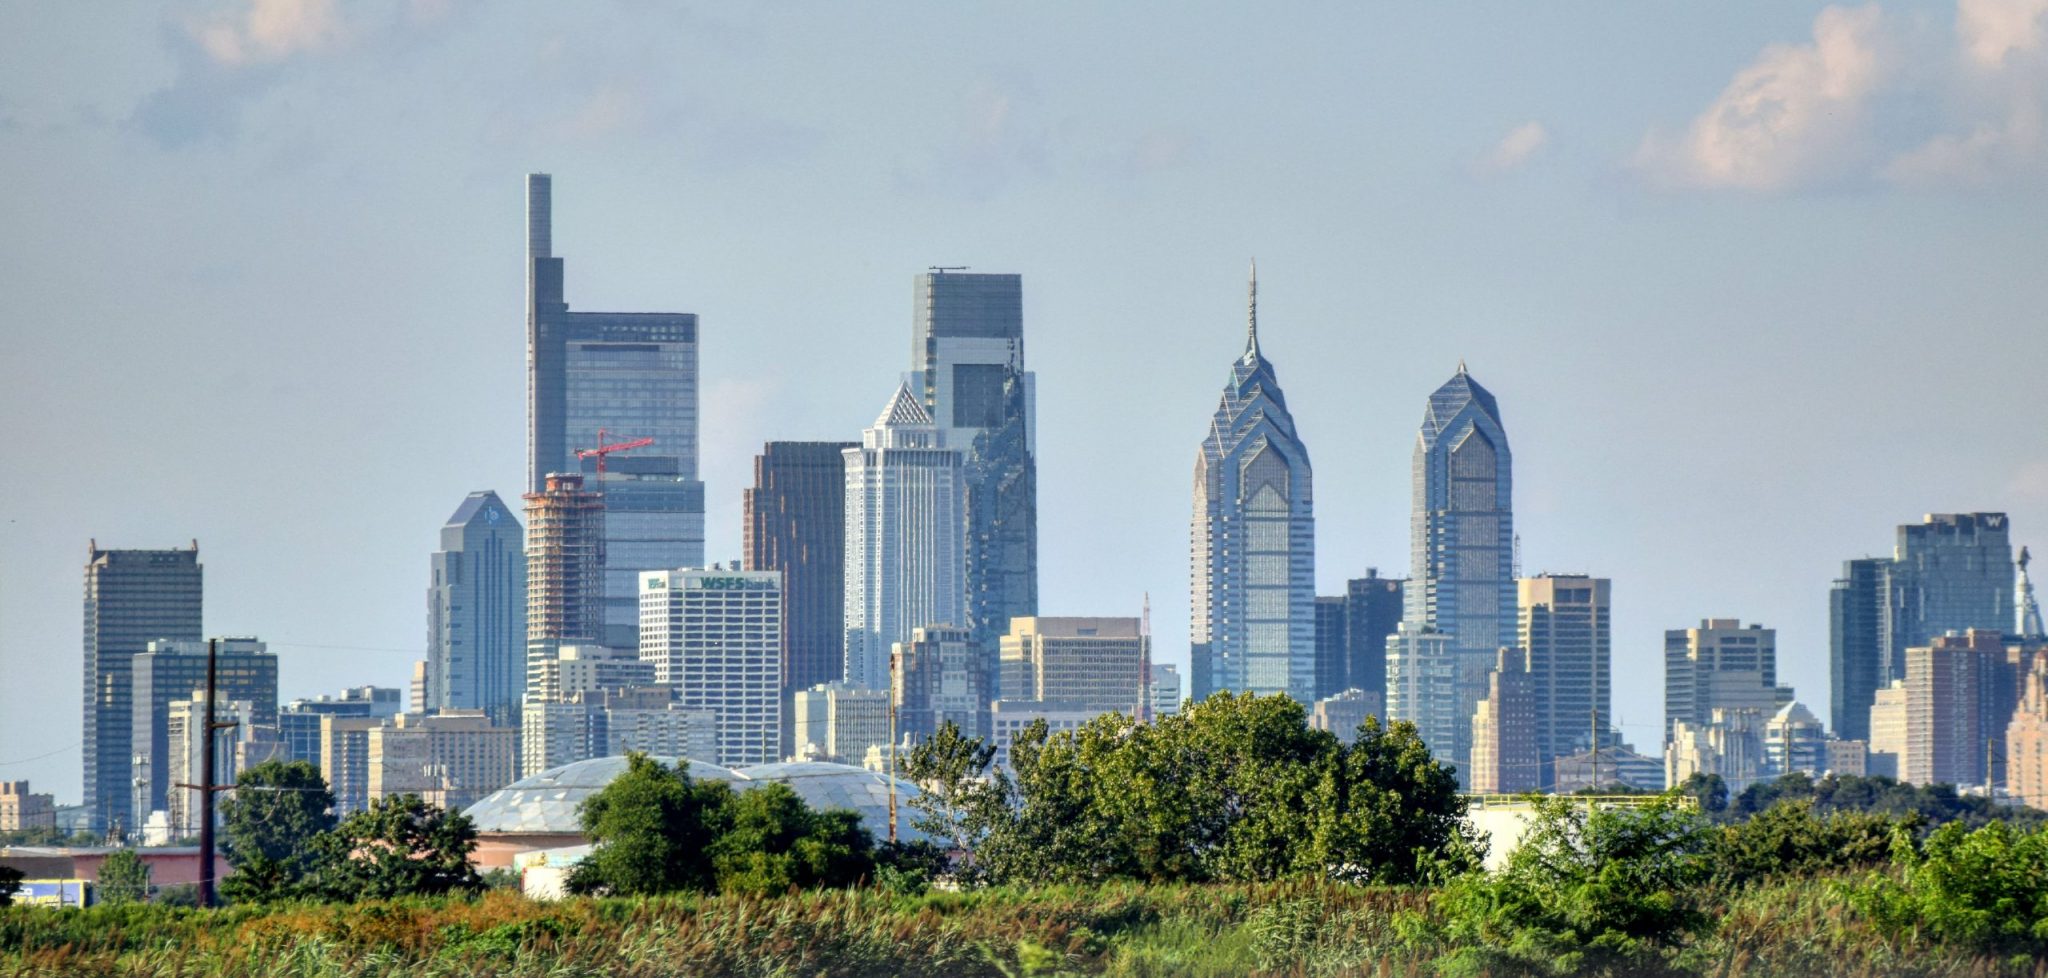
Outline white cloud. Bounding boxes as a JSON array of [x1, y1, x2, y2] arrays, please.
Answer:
[[1958, 0, 2048, 67], [196, 0, 342, 67], [1482, 121, 1549, 173], [1633, 5, 1887, 191]]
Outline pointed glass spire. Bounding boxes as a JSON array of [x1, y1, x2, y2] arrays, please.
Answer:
[[1244, 258, 1261, 362], [2021, 546, 2044, 640], [874, 382, 933, 427]]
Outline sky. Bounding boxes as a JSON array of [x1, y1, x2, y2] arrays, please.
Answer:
[[4, 0, 2047, 802]]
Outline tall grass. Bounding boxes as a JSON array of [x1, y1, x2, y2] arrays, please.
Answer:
[[0, 877, 2042, 977]]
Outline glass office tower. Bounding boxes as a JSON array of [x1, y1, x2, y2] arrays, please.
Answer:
[[428, 491, 527, 724], [526, 174, 704, 649], [1190, 265, 1316, 703], [82, 543, 203, 835]]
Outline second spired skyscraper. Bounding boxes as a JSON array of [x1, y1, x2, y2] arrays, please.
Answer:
[[1190, 266, 1316, 704], [525, 174, 704, 650], [1401, 363, 1513, 772], [843, 386, 967, 691]]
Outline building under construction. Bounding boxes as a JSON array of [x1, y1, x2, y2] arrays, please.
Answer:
[[524, 474, 606, 666]]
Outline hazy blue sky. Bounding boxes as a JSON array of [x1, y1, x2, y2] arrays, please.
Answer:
[[5, 1, 2046, 800]]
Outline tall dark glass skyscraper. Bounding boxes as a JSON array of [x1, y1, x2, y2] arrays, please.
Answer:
[[745, 441, 857, 729], [1830, 556, 1891, 742], [1829, 513, 2015, 742], [83, 542, 202, 835], [1401, 364, 1512, 771], [427, 491, 527, 723], [526, 174, 704, 649], [910, 271, 1037, 685], [1190, 266, 1316, 703]]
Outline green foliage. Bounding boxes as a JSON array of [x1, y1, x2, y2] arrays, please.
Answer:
[[1712, 799, 1903, 888], [873, 839, 949, 895], [901, 719, 1010, 881], [979, 693, 1473, 887], [1676, 772, 1728, 814], [566, 753, 733, 896], [304, 794, 483, 901], [95, 848, 152, 906], [1851, 819, 2048, 955], [218, 759, 337, 904], [0, 866, 21, 907], [566, 752, 875, 898], [1730, 771, 2048, 829], [1432, 795, 1717, 975], [708, 782, 875, 896]]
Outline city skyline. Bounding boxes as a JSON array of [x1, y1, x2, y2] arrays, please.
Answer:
[[7, 2, 2048, 801]]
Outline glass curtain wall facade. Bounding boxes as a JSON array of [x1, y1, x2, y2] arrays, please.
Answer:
[[526, 173, 704, 650], [1189, 266, 1316, 703], [1887, 513, 2013, 671], [1830, 557, 1891, 743], [745, 441, 857, 753], [1407, 364, 1513, 773], [1518, 575, 1611, 786], [428, 491, 527, 724], [911, 271, 1037, 693], [82, 543, 203, 835]]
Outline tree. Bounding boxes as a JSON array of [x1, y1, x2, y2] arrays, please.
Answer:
[[900, 720, 1010, 881], [96, 849, 152, 906], [1435, 795, 1718, 975], [0, 866, 22, 907], [1677, 772, 1728, 815], [709, 783, 875, 896], [1713, 799, 1900, 888], [1851, 819, 2048, 955], [1311, 715, 1476, 884], [304, 794, 482, 901], [567, 753, 733, 896], [219, 760, 337, 903]]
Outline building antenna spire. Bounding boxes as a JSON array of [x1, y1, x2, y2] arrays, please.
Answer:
[[2020, 546, 2044, 640], [1245, 258, 1260, 360]]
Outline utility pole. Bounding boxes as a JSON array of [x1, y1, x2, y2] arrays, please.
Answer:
[[1590, 706, 1599, 792], [887, 648, 898, 844], [198, 638, 218, 908]]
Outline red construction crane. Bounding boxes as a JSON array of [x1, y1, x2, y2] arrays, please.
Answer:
[[575, 428, 654, 479]]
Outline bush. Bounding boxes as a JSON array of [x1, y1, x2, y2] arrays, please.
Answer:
[[1712, 799, 1902, 888], [1432, 795, 1716, 975], [1850, 819, 2048, 955], [95, 849, 152, 906]]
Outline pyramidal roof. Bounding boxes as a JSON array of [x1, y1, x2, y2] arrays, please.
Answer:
[[444, 490, 510, 528], [1422, 363, 1502, 437], [874, 382, 933, 428]]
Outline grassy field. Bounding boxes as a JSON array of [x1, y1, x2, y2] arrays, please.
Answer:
[[1, 877, 2043, 978]]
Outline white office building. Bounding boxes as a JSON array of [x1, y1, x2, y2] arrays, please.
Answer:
[[842, 385, 966, 691], [640, 569, 783, 766]]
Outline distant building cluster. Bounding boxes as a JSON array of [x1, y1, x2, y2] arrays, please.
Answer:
[[62, 175, 2048, 847]]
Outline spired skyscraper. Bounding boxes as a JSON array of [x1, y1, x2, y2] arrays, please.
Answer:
[[427, 492, 527, 723], [909, 271, 1037, 689], [525, 174, 704, 650], [1190, 265, 1316, 704], [843, 385, 967, 691], [1400, 363, 1513, 773]]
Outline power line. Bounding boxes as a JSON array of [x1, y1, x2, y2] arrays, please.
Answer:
[[0, 742, 82, 766]]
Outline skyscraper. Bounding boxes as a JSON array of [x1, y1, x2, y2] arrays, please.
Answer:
[[525, 173, 704, 650], [911, 271, 1038, 678], [1663, 619, 1785, 744], [1314, 596, 1349, 700], [83, 542, 203, 835], [2021, 548, 2045, 641], [1407, 363, 1513, 771], [998, 617, 1149, 714], [1518, 574, 1611, 785], [1344, 571, 1404, 700], [842, 385, 966, 691], [1190, 265, 1316, 703], [1830, 557, 1892, 743], [893, 625, 990, 741], [1888, 513, 2014, 665], [1902, 629, 2004, 787], [427, 491, 527, 723], [131, 637, 277, 821], [1469, 647, 1539, 794], [1386, 623, 1459, 769], [640, 568, 784, 766], [1831, 514, 2016, 743], [744, 441, 857, 724], [524, 473, 606, 669]]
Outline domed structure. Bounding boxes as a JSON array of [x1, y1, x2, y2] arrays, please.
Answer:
[[463, 756, 925, 868]]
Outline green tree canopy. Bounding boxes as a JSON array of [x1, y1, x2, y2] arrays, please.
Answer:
[[709, 782, 874, 896], [95, 849, 151, 906], [304, 794, 482, 901], [567, 753, 734, 896], [968, 692, 1474, 887], [219, 760, 337, 904]]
